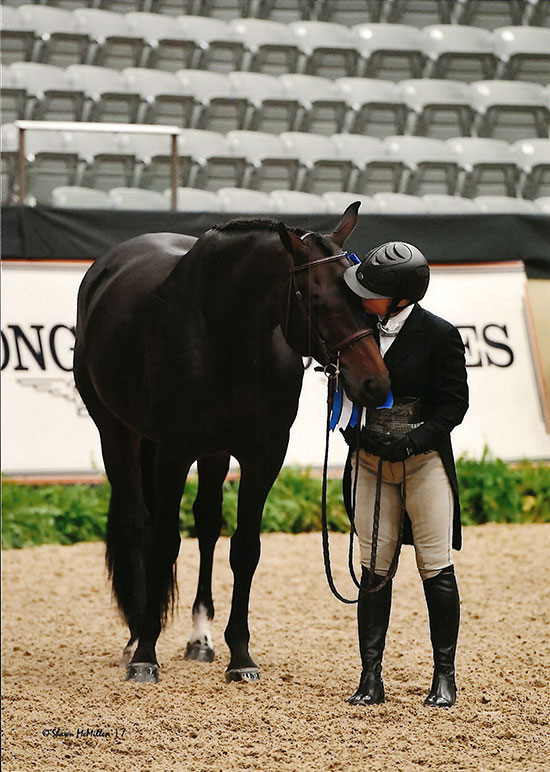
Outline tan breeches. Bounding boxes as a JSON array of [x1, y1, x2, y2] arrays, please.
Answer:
[[351, 450, 454, 580]]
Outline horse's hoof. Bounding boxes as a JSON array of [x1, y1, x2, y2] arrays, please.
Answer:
[[225, 667, 260, 683], [125, 663, 159, 683], [185, 641, 215, 663]]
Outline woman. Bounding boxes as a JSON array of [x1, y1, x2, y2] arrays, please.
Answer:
[[342, 241, 468, 708]]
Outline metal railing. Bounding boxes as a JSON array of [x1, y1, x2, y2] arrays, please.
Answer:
[[13, 120, 182, 210]]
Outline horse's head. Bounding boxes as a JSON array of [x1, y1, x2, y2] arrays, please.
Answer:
[[278, 202, 390, 408]]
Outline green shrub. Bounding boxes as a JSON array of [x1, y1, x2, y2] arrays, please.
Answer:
[[2, 456, 549, 549]]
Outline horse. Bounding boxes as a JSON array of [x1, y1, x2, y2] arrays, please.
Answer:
[[73, 202, 390, 684]]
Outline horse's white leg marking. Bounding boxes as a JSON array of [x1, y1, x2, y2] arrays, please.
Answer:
[[188, 605, 213, 649]]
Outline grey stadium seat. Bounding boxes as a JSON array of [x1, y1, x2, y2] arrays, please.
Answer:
[[229, 18, 300, 75], [180, 15, 245, 73], [279, 130, 355, 194], [493, 26, 550, 86], [228, 71, 301, 133], [372, 191, 429, 213], [216, 186, 273, 213], [534, 197, 550, 214], [421, 24, 496, 82], [451, 0, 525, 28], [16, 4, 90, 67], [73, 8, 145, 69], [108, 186, 169, 210], [383, 135, 459, 195], [125, 12, 197, 72], [421, 193, 478, 213], [8, 62, 84, 121], [335, 77, 408, 136], [225, 130, 300, 192], [470, 80, 549, 141], [175, 69, 249, 133], [447, 137, 519, 198], [178, 128, 247, 191], [123, 67, 195, 127], [330, 133, 405, 195], [379, 0, 453, 26], [473, 195, 538, 213], [321, 191, 379, 214], [514, 138, 550, 199], [269, 189, 327, 213], [0, 65, 27, 124], [70, 129, 139, 192], [399, 78, 474, 139], [66, 64, 140, 123], [51, 185, 113, 208], [289, 20, 360, 79], [278, 73, 348, 136], [352, 23, 425, 81], [167, 186, 223, 212], [0, 5, 35, 65]]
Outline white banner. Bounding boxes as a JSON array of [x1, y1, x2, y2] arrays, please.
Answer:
[[2, 260, 549, 475]]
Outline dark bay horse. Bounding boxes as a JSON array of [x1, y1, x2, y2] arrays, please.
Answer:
[[73, 202, 390, 684]]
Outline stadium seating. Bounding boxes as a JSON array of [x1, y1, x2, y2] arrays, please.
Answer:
[[452, 0, 526, 28], [352, 23, 425, 81], [279, 130, 355, 193], [470, 80, 549, 141], [383, 135, 459, 194], [269, 188, 327, 213], [1, 65, 28, 124], [175, 69, 249, 132], [226, 129, 300, 191], [216, 186, 273, 212], [181, 15, 245, 73], [278, 73, 348, 135], [228, 71, 300, 132], [290, 20, 360, 79], [16, 4, 90, 67], [447, 136, 519, 197], [335, 77, 408, 136], [229, 18, 300, 74], [372, 191, 429, 212], [399, 78, 474, 138], [379, 0, 453, 26], [421, 24, 496, 81], [421, 193, 478, 212], [66, 64, 140, 123], [72, 8, 146, 69], [122, 67, 195, 126], [321, 190, 379, 213], [125, 12, 197, 72], [493, 26, 550, 85], [108, 186, 169, 209], [514, 138, 550, 199], [177, 128, 247, 190], [8, 62, 84, 121], [1, 5, 35, 66], [330, 133, 405, 194], [69, 129, 139, 191], [534, 196, 550, 214], [51, 185, 113, 208], [474, 195, 538, 213]]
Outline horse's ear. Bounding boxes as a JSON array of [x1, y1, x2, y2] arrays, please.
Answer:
[[276, 222, 309, 264], [330, 201, 361, 247]]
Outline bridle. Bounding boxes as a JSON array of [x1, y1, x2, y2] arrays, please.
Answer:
[[287, 247, 374, 371]]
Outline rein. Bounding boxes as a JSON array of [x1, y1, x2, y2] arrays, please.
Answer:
[[286, 245, 402, 601]]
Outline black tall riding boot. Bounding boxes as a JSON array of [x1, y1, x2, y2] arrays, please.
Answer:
[[423, 565, 460, 708], [348, 568, 392, 706]]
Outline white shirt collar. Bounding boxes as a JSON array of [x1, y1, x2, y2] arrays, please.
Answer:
[[377, 304, 414, 337]]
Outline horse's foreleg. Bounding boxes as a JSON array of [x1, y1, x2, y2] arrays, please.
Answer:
[[224, 440, 288, 682], [126, 443, 190, 684], [185, 452, 231, 663]]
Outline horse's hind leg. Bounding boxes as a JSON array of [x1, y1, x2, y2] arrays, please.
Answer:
[[126, 441, 190, 683], [185, 452, 231, 663]]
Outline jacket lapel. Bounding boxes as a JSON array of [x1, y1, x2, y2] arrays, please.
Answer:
[[383, 304, 427, 368]]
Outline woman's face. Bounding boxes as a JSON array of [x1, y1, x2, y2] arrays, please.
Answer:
[[360, 298, 410, 316]]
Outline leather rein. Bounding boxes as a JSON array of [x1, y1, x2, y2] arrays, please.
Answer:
[[288, 247, 404, 603]]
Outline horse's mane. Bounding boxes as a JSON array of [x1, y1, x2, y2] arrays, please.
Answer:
[[212, 218, 332, 255]]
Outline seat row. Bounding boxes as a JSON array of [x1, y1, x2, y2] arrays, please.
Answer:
[[3, 63, 549, 144], [3, 123, 548, 204], [4, 0, 549, 28], [48, 185, 550, 215], [3, 7, 550, 83]]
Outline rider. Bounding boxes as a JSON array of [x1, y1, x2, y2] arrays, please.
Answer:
[[341, 241, 468, 708]]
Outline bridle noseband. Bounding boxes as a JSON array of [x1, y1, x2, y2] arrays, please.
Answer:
[[288, 249, 374, 367]]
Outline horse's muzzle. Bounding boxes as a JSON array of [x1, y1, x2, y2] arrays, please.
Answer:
[[350, 372, 391, 409]]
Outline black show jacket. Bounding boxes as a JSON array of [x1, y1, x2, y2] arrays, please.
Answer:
[[344, 303, 469, 550]]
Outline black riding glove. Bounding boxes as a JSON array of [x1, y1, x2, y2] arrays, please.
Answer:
[[379, 434, 415, 462]]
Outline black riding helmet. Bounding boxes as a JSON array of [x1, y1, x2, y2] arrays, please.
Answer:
[[344, 241, 430, 321]]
